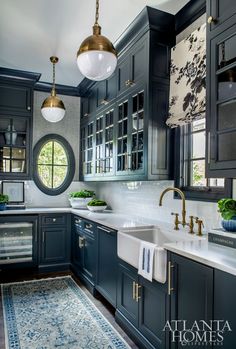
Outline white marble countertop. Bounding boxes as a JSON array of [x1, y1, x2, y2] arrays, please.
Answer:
[[2, 207, 236, 276], [164, 239, 236, 276], [0, 207, 153, 230]]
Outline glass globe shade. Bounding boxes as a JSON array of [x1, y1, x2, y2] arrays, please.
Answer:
[[77, 50, 117, 81], [41, 107, 65, 123]]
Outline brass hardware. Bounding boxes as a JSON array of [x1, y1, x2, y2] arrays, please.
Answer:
[[79, 236, 85, 248], [41, 56, 65, 112], [75, 219, 82, 224], [187, 216, 195, 234], [42, 231, 45, 244], [171, 212, 181, 230], [77, 0, 117, 58], [27, 106, 31, 111], [132, 281, 136, 300], [159, 187, 187, 228], [84, 113, 89, 117], [101, 99, 109, 105], [207, 16, 216, 24], [125, 80, 135, 87], [99, 226, 112, 234], [168, 261, 174, 295], [53, 218, 56, 222], [135, 283, 141, 302], [195, 218, 204, 237]]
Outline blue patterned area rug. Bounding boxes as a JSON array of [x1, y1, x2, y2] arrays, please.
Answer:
[[1, 276, 131, 349]]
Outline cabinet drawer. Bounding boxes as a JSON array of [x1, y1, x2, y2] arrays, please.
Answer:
[[74, 216, 95, 237], [41, 214, 67, 226]]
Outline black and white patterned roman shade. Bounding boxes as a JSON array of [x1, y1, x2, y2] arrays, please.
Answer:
[[166, 23, 206, 128]]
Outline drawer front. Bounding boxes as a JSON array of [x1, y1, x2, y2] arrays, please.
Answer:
[[74, 216, 95, 237], [74, 216, 84, 230], [41, 214, 67, 226]]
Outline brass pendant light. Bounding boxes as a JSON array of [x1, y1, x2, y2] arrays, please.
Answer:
[[77, 0, 117, 81], [41, 56, 66, 123]]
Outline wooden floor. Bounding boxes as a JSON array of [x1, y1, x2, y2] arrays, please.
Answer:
[[0, 269, 139, 349]]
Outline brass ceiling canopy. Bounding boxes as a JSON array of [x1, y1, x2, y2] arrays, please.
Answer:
[[41, 56, 65, 123]]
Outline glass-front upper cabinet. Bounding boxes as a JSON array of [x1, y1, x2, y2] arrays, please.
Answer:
[[207, 23, 236, 176], [0, 116, 30, 177], [80, 121, 94, 178], [116, 86, 145, 177], [95, 107, 115, 177]]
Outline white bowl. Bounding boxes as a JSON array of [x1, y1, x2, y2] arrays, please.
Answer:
[[69, 197, 92, 208], [87, 205, 107, 212]]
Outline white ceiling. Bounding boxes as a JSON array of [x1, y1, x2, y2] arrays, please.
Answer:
[[0, 0, 190, 86]]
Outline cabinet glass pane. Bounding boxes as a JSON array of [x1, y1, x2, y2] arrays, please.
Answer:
[[218, 37, 236, 69], [131, 91, 144, 171], [218, 132, 236, 161], [218, 69, 236, 100], [192, 132, 206, 158], [190, 159, 206, 186], [218, 100, 236, 130], [12, 160, 25, 173], [0, 222, 33, 264]]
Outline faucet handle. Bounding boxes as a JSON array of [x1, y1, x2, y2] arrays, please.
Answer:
[[188, 216, 195, 234], [195, 218, 204, 237], [171, 212, 180, 231]]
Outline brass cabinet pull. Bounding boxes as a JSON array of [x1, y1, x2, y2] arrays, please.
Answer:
[[53, 218, 56, 222], [84, 113, 89, 117], [207, 16, 216, 24], [168, 261, 174, 295], [132, 281, 136, 300], [98, 226, 112, 234], [79, 236, 85, 248], [42, 231, 45, 244], [101, 99, 109, 105], [75, 219, 82, 224], [135, 283, 141, 302], [125, 79, 135, 87]]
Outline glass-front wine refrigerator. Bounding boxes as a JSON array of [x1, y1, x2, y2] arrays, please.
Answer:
[[0, 215, 38, 267]]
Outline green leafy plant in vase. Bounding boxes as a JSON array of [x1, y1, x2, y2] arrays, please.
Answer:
[[69, 190, 95, 209], [0, 194, 9, 211], [87, 199, 107, 212], [218, 198, 236, 232]]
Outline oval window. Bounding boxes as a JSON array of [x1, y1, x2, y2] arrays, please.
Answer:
[[33, 134, 75, 195]]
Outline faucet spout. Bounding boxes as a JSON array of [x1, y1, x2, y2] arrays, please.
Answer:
[[159, 187, 187, 226]]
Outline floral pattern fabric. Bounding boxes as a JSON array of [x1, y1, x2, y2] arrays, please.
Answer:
[[1, 277, 131, 349], [167, 23, 206, 128]]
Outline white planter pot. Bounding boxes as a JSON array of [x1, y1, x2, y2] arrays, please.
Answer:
[[69, 197, 92, 209], [87, 205, 107, 212]]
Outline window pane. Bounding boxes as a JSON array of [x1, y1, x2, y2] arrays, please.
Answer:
[[38, 141, 53, 165], [209, 178, 225, 187], [192, 131, 206, 158], [191, 160, 206, 186], [192, 119, 206, 132], [53, 141, 68, 165], [53, 166, 68, 188], [38, 165, 53, 188]]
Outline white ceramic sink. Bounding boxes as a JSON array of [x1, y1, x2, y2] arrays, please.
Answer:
[[118, 225, 203, 283]]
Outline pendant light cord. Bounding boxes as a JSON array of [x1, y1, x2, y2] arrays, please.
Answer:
[[95, 0, 99, 25], [51, 61, 56, 96]]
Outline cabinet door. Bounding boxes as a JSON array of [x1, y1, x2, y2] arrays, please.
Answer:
[[83, 233, 96, 282], [72, 230, 84, 269], [41, 227, 68, 264], [117, 261, 139, 327], [81, 97, 89, 119], [0, 81, 32, 116], [0, 116, 31, 179], [169, 253, 213, 349], [97, 226, 117, 306], [106, 72, 117, 102], [117, 54, 131, 96], [214, 270, 236, 348], [206, 23, 236, 177], [131, 38, 148, 84], [207, 0, 236, 32], [138, 277, 168, 349], [80, 120, 94, 179], [97, 80, 107, 108]]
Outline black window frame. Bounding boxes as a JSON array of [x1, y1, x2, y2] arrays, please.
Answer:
[[33, 134, 75, 196], [174, 125, 232, 202]]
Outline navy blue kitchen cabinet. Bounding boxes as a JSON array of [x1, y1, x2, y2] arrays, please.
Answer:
[[96, 225, 118, 307], [79, 7, 175, 182], [39, 214, 71, 271], [207, 0, 236, 33], [206, 0, 236, 177], [117, 260, 168, 349], [169, 253, 213, 349], [0, 72, 38, 179], [214, 269, 236, 348], [72, 216, 97, 292]]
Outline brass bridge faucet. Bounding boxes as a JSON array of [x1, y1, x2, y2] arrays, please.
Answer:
[[159, 187, 187, 230]]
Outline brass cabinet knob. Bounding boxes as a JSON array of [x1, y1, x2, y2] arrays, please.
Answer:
[[125, 79, 135, 87], [27, 106, 31, 111], [207, 16, 216, 24]]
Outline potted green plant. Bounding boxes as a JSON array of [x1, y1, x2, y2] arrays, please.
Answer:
[[68, 190, 95, 208], [0, 194, 9, 211], [218, 198, 236, 232], [87, 199, 107, 212]]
